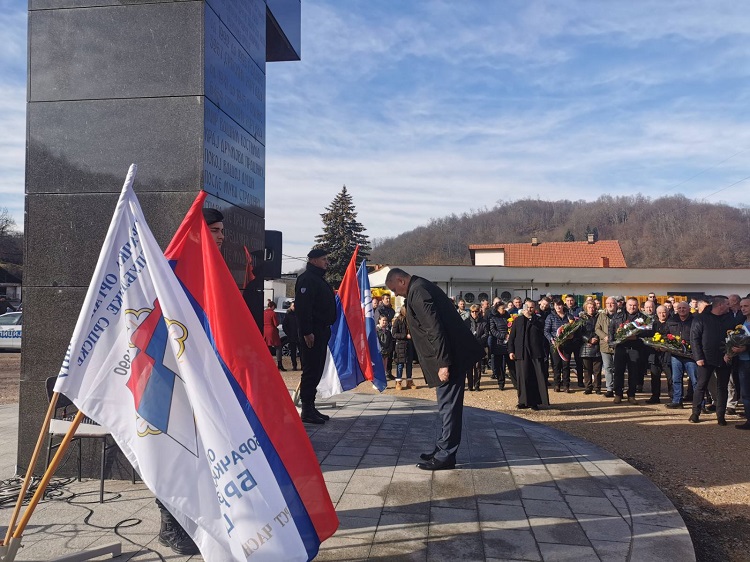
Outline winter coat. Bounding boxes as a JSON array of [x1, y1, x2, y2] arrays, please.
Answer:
[[376, 303, 396, 324], [294, 262, 337, 337], [691, 306, 735, 366], [595, 310, 615, 354], [488, 311, 510, 354], [464, 316, 488, 348], [666, 313, 694, 342], [608, 310, 648, 350], [263, 308, 281, 347], [392, 316, 412, 364], [281, 309, 299, 343], [544, 311, 575, 344], [405, 276, 485, 387], [578, 314, 601, 358], [377, 326, 394, 356]]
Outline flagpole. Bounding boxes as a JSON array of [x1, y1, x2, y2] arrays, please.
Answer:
[[11, 410, 84, 540], [2, 393, 59, 545]]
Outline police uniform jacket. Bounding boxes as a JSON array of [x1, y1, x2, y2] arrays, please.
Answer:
[[405, 276, 484, 388], [294, 263, 336, 337]]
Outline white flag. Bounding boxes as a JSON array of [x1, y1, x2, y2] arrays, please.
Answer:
[[55, 166, 324, 560]]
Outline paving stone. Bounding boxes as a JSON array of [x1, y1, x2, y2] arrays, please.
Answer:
[[590, 538, 632, 561], [478, 503, 530, 531], [522, 498, 573, 518], [528, 516, 590, 546], [344, 474, 391, 496], [630, 523, 695, 562], [537, 542, 599, 561], [481, 528, 541, 561], [326, 481, 347, 504], [383, 474, 433, 515], [425, 535, 485, 561], [429, 506, 479, 538], [519, 485, 563, 502], [320, 454, 361, 468], [431, 468, 476, 509], [336, 493, 386, 518], [322, 467, 355, 483], [566, 495, 621, 517], [576, 513, 632, 543]]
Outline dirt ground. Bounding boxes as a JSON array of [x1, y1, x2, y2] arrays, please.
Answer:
[[3, 351, 747, 561]]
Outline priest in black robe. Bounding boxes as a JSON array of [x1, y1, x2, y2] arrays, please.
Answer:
[[508, 300, 550, 410]]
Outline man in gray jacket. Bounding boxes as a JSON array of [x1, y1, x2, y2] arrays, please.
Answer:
[[595, 297, 617, 398]]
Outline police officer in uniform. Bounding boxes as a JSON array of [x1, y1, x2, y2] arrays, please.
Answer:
[[295, 248, 337, 424]]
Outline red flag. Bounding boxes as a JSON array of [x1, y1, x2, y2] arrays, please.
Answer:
[[337, 246, 377, 383], [243, 245, 255, 288], [164, 192, 338, 550]]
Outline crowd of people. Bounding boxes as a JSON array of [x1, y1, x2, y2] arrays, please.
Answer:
[[446, 291, 750, 429], [265, 278, 750, 432]]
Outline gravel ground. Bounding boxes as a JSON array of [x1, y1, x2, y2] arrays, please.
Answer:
[[3, 351, 747, 561]]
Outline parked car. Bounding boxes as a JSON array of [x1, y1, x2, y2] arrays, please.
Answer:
[[0, 312, 22, 351]]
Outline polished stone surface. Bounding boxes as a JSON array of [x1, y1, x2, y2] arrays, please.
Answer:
[[27, 97, 204, 196], [0, 394, 696, 561], [29, 3, 204, 101]]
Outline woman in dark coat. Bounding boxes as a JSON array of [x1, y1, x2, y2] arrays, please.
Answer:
[[488, 301, 511, 390], [508, 301, 550, 410], [464, 305, 488, 391], [392, 306, 416, 389]]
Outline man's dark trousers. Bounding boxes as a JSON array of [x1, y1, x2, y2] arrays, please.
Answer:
[[434, 367, 465, 463], [299, 327, 331, 405], [693, 363, 731, 418], [613, 344, 642, 398]]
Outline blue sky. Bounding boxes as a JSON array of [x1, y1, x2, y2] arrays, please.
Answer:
[[2, 2, 749, 272]]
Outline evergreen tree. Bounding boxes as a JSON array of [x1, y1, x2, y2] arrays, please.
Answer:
[[314, 185, 371, 287], [564, 229, 575, 242]]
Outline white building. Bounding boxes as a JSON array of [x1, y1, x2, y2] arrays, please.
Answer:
[[369, 265, 750, 304]]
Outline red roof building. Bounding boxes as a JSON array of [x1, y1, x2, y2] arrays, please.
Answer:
[[469, 237, 627, 268]]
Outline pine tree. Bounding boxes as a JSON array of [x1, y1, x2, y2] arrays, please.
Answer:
[[314, 185, 371, 287], [564, 229, 575, 242]]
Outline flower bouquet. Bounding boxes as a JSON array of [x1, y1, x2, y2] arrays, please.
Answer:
[[612, 316, 653, 346], [725, 325, 750, 359], [506, 313, 519, 329], [641, 332, 692, 359], [553, 318, 585, 361]]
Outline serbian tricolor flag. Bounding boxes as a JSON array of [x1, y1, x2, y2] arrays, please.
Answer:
[[165, 191, 338, 559], [317, 247, 388, 399], [55, 166, 336, 562]]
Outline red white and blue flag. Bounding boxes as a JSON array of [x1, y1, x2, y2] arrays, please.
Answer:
[[55, 166, 337, 561], [317, 247, 388, 398]]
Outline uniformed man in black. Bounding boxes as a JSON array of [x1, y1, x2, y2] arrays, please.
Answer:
[[295, 248, 337, 424]]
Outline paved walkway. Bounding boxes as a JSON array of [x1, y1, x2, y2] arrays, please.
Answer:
[[0, 396, 695, 561]]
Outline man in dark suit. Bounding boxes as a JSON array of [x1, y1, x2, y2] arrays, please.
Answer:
[[385, 268, 484, 470]]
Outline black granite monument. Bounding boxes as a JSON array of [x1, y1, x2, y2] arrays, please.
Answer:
[[21, 0, 300, 477]]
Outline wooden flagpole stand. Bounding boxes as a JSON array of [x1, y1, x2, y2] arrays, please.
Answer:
[[2, 393, 59, 547], [0, 410, 121, 562]]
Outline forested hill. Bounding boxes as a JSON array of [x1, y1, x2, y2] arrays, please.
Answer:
[[369, 195, 750, 269]]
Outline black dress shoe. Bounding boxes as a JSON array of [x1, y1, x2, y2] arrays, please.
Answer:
[[313, 407, 330, 421], [516, 404, 529, 409], [717, 417, 727, 426], [689, 414, 700, 423], [735, 422, 750, 430], [645, 397, 660, 404], [420, 448, 439, 461], [605, 391, 614, 398], [665, 402, 684, 409], [727, 408, 737, 416], [416, 457, 456, 471]]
